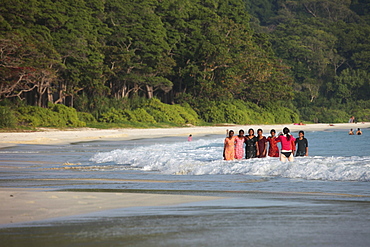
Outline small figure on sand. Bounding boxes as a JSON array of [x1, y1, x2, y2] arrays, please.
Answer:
[[277, 127, 296, 162], [356, 128, 362, 135], [349, 116, 355, 123], [223, 130, 236, 161]]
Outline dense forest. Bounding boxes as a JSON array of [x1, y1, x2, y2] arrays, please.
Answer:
[[0, 0, 369, 128]]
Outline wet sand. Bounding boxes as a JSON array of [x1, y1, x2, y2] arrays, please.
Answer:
[[0, 188, 223, 225]]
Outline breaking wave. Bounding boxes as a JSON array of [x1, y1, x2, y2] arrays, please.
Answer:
[[90, 138, 370, 182]]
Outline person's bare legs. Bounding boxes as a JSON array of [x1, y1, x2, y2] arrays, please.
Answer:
[[280, 153, 287, 162], [288, 155, 294, 162]]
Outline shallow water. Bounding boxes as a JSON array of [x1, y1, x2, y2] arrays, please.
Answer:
[[0, 128, 369, 246]]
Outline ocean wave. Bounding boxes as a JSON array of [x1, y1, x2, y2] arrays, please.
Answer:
[[90, 138, 370, 182]]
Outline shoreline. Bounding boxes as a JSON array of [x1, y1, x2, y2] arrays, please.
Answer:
[[1, 123, 368, 227], [0, 123, 368, 149], [0, 188, 223, 226]]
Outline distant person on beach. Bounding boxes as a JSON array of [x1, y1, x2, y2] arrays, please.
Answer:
[[267, 129, 280, 157], [295, 131, 308, 156], [349, 116, 355, 123], [349, 129, 354, 135], [234, 129, 245, 160], [188, 134, 192, 141], [257, 129, 268, 158], [245, 128, 259, 159], [356, 128, 362, 135], [277, 127, 296, 162], [223, 130, 236, 161]]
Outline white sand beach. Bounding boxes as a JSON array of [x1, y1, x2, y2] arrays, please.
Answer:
[[0, 123, 368, 149]]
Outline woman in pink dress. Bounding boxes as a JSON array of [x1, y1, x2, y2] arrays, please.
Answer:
[[234, 129, 245, 159], [223, 130, 236, 160], [267, 129, 280, 157]]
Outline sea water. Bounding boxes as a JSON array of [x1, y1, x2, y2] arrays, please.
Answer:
[[0, 128, 369, 246], [1, 128, 369, 192]]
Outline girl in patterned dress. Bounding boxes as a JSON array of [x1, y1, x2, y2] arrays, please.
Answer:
[[234, 129, 245, 159]]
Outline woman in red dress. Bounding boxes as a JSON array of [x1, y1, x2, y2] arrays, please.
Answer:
[[267, 129, 280, 157], [257, 129, 268, 158]]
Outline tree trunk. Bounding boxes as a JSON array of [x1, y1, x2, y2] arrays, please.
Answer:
[[47, 87, 54, 104], [54, 83, 66, 105], [146, 84, 153, 99]]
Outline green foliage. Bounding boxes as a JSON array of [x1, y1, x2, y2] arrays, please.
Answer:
[[1, 0, 369, 127], [131, 108, 156, 124], [0, 106, 17, 128], [144, 98, 200, 125], [249, 0, 370, 121], [77, 112, 96, 123], [299, 107, 348, 123], [144, 108, 170, 123], [353, 108, 370, 122], [264, 103, 300, 124], [49, 104, 86, 127], [17, 104, 85, 127], [194, 99, 299, 124], [99, 107, 156, 124], [99, 108, 128, 123]]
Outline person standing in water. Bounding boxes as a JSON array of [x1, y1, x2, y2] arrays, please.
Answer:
[[276, 127, 296, 162], [356, 128, 362, 135], [188, 134, 193, 141], [295, 131, 308, 156], [267, 129, 280, 157], [257, 129, 268, 158], [223, 130, 236, 160], [349, 129, 354, 135], [234, 129, 245, 159], [245, 128, 259, 159]]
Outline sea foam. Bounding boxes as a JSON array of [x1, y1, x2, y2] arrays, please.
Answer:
[[90, 138, 370, 181]]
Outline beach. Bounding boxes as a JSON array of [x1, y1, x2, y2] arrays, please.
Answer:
[[1, 123, 369, 246], [1, 122, 368, 148], [0, 188, 223, 225]]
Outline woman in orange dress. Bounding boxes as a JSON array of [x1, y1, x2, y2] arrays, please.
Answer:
[[223, 130, 236, 160]]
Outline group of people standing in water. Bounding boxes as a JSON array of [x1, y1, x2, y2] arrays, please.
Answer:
[[223, 127, 308, 162]]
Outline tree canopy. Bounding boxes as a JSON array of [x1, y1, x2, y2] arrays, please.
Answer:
[[1, 0, 369, 126]]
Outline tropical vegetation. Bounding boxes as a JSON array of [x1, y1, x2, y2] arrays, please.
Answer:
[[1, 0, 369, 128]]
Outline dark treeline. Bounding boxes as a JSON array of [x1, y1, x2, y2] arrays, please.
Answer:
[[247, 0, 370, 122], [1, 0, 369, 127]]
